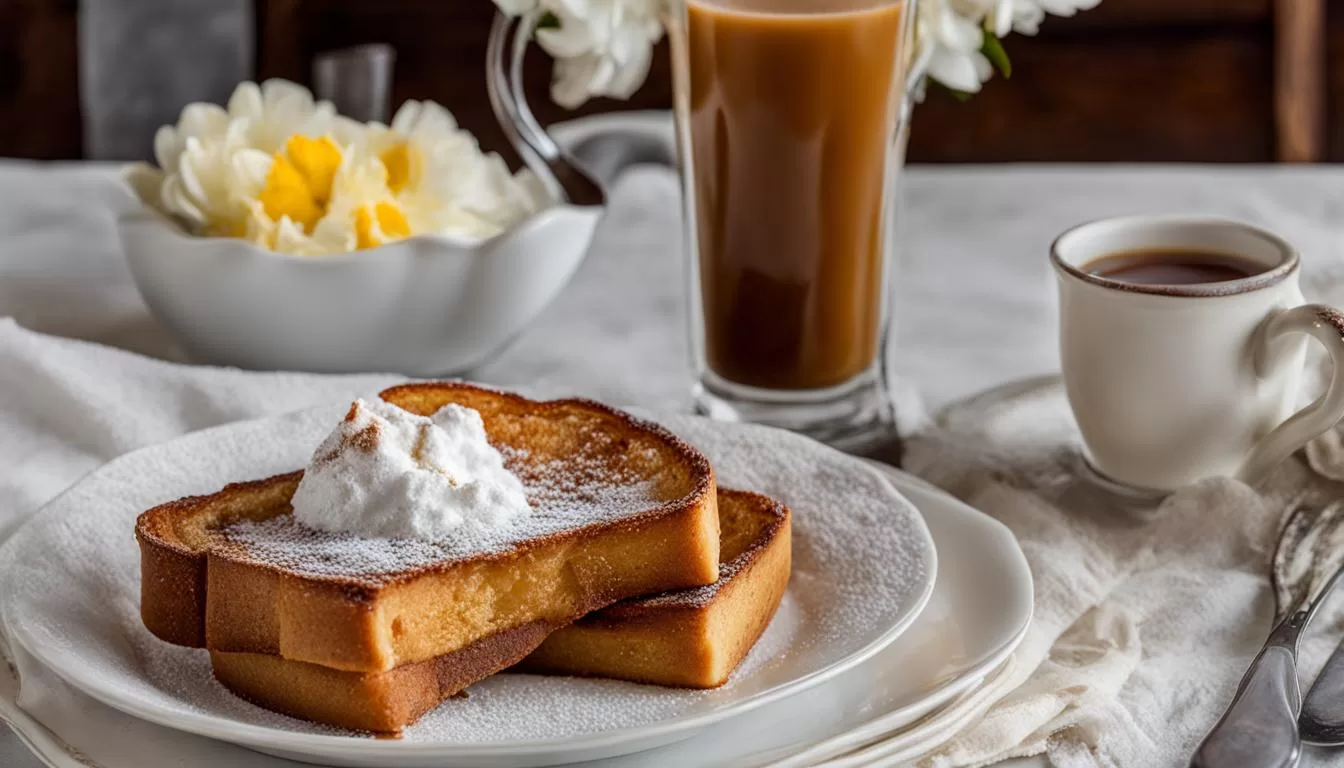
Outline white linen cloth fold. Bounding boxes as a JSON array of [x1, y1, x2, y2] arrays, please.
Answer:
[[0, 319, 401, 768], [900, 376, 1344, 768]]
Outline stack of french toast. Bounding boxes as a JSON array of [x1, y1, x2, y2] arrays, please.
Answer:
[[135, 382, 792, 734]]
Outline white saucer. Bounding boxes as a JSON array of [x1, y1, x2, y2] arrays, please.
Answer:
[[0, 407, 937, 768]]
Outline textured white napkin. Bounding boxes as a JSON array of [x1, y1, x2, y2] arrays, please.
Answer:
[[900, 375, 1344, 768], [0, 317, 401, 543], [0, 318, 401, 767]]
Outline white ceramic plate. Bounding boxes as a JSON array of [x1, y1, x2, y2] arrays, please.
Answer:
[[581, 463, 1034, 767], [0, 407, 936, 768], [0, 461, 1030, 768]]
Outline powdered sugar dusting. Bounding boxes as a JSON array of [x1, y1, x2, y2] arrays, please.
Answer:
[[220, 438, 667, 582], [633, 550, 751, 610], [630, 498, 785, 611], [501, 447, 665, 526], [654, 414, 932, 660], [221, 519, 457, 580]]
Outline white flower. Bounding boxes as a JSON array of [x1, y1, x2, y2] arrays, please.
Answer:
[[919, 0, 993, 94], [493, 0, 1099, 103], [153, 120, 259, 236], [493, 0, 664, 109], [982, 0, 1099, 36], [148, 79, 339, 237], [306, 154, 411, 253], [357, 99, 545, 240], [133, 80, 545, 256], [226, 79, 340, 155], [920, 0, 1102, 93]]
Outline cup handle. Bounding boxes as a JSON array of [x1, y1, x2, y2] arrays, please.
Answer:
[[1239, 305, 1344, 486]]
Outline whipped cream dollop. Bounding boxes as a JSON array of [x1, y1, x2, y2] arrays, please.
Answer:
[[290, 399, 533, 541]]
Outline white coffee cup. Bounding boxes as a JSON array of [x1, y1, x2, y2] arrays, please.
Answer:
[[1052, 216, 1344, 491]]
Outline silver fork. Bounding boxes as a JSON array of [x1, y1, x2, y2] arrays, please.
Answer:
[[1191, 496, 1344, 768]]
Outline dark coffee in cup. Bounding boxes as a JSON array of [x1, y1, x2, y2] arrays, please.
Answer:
[[1084, 249, 1265, 286]]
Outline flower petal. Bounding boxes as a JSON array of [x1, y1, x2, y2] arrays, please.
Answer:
[[227, 81, 264, 121], [160, 174, 209, 229], [389, 100, 424, 135], [230, 148, 274, 198], [153, 126, 182, 174], [261, 78, 316, 113], [177, 103, 230, 141], [492, 0, 538, 15], [124, 163, 165, 209], [926, 48, 987, 92]]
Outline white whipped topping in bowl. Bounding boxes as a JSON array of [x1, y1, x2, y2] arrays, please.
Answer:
[[290, 399, 532, 541]]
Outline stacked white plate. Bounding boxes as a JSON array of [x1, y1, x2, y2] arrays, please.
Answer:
[[0, 406, 1032, 768]]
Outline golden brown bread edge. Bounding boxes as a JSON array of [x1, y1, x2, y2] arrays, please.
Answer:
[[210, 620, 557, 734], [520, 488, 791, 688], [203, 489, 789, 734], [137, 382, 720, 674]]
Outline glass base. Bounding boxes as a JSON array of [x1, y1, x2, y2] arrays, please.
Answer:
[[693, 364, 896, 454]]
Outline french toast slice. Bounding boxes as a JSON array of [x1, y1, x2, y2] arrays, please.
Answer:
[[198, 488, 788, 734], [137, 383, 720, 679], [520, 488, 790, 688], [208, 620, 556, 733]]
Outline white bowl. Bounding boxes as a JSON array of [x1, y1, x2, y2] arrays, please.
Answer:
[[116, 180, 600, 376]]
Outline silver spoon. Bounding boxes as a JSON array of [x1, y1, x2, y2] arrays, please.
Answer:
[[485, 11, 606, 208], [1299, 607, 1344, 744], [1191, 497, 1344, 768]]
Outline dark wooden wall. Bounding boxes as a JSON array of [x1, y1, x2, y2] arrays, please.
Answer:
[[914, 0, 1278, 162], [1, 0, 80, 159], [0, 0, 1332, 162]]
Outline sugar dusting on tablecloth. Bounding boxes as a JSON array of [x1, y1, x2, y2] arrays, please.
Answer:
[[1, 407, 931, 744]]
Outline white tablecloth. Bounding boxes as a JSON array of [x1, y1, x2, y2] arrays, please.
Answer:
[[6, 157, 1344, 767]]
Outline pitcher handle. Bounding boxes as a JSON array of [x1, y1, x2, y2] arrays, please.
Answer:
[[487, 12, 559, 199], [486, 11, 605, 206], [1239, 305, 1344, 486], [904, 0, 932, 97]]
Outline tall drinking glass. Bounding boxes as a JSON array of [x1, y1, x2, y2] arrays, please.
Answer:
[[667, 0, 917, 449]]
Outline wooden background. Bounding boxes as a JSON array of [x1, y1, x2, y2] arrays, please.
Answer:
[[1, 0, 1332, 162]]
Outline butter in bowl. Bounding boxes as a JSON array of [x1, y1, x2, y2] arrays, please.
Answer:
[[119, 79, 601, 376]]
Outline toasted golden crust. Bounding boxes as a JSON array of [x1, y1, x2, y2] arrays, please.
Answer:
[[137, 471, 303, 648], [520, 489, 791, 688], [136, 382, 720, 676], [200, 490, 789, 735], [211, 620, 556, 734]]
